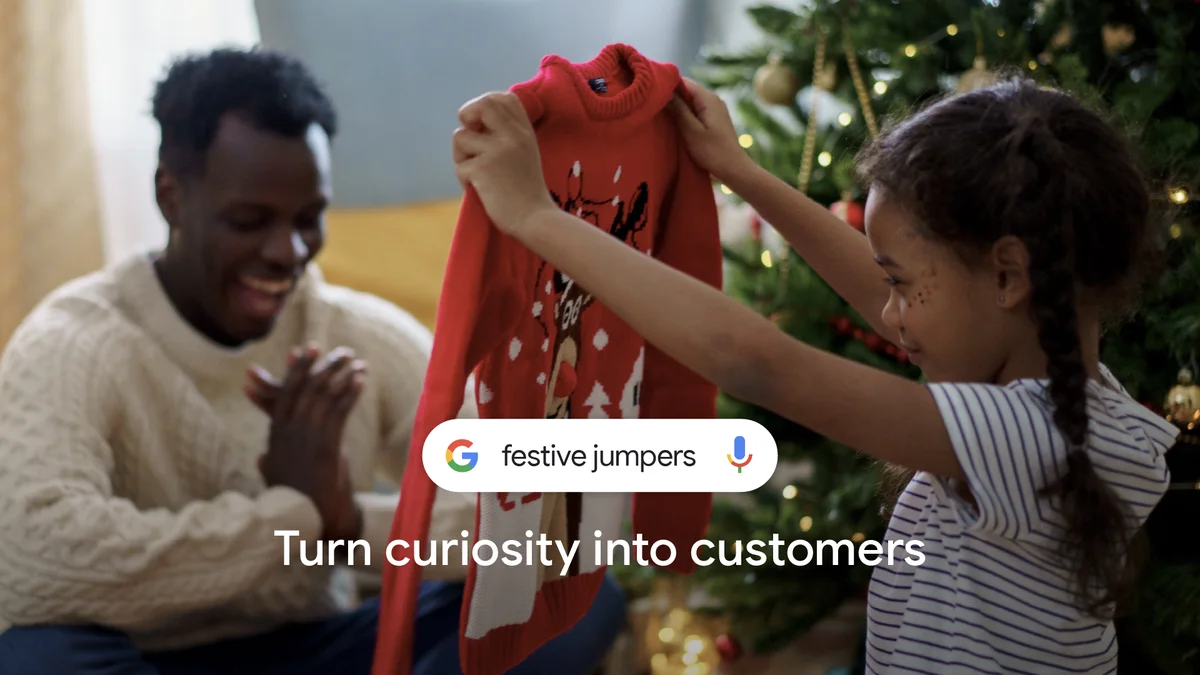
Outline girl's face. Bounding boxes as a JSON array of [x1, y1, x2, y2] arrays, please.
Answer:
[[864, 191, 1022, 384]]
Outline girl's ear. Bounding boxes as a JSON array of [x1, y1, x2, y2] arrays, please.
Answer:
[[991, 235, 1031, 309]]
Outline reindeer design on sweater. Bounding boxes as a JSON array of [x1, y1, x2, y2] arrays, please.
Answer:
[[525, 160, 650, 578], [539, 160, 649, 420]]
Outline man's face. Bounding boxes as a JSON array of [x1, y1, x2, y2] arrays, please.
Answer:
[[157, 114, 332, 345]]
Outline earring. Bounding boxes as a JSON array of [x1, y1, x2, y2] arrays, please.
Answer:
[[998, 294, 1006, 304]]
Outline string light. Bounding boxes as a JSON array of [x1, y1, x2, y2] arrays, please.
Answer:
[[782, 485, 798, 499], [800, 516, 813, 531], [667, 608, 690, 628], [904, 44, 917, 57], [645, 597, 720, 675], [997, 28, 1006, 37], [818, 151, 832, 166], [946, 24, 959, 36], [1170, 223, 1183, 239], [838, 112, 853, 126], [873, 80, 887, 95], [1170, 187, 1190, 204], [852, 532, 866, 543], [761, 250, 773, 267], [719, 184, 732, 195], [1028, 60, 1038, 70], [738, 134, 754, 148]]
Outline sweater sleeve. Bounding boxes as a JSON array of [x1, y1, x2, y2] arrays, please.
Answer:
[[327, 291, 481, 579], [374, 187, 519, 675], [0, 306, 322, 631], [632, 134, 721, 573]]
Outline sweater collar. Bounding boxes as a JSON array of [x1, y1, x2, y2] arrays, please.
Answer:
[[528, 43, 680, 127], [115, 251, 313, 385]]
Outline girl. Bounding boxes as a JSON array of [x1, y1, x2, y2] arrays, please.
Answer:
[[449, 77, 1179, 672]]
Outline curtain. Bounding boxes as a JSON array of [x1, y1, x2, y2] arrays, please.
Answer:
[[0, 0, 105, 346], [80, 0, 260, 264]]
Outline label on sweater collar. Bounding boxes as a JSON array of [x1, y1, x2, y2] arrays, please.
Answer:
[[423, 418, 777, 492], [588, 77, 607, 93]]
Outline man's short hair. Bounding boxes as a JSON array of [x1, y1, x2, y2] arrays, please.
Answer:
[[151, 47, 338, 177]]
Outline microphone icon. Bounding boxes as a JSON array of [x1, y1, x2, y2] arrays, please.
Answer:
[[727, 436, 753, 473]]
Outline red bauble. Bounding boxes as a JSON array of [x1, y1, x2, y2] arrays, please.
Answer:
[[716, 634, 744, 662], [864, 333, 884, 351], [852, 328, 865, 340], [750, 215, 763, 241], [830, 200, 865, 231], [884, 344, 899, 356], [897, 351, 910, 364], [832, 316, 853, 334]]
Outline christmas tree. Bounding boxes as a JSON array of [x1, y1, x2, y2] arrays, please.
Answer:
[[616, 1, 1200, 672]]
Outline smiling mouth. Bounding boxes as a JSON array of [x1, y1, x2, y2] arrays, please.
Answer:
[[234, 275, 296, 320], [241, 276, 294, 294]]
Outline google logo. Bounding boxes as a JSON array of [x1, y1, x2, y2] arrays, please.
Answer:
[[446, 439, 478, 472]]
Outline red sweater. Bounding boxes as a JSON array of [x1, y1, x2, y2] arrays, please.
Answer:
[[372, 43, 721, 675]]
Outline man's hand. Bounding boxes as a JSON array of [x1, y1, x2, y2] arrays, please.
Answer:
[[247, 345, 367, 542]]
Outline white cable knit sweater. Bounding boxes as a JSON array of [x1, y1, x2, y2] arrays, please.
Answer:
[[0, 253, 476, 651]]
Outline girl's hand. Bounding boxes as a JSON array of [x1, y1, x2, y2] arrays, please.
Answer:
[[667, 78, 756, 184], [452, 92, 558, 238]]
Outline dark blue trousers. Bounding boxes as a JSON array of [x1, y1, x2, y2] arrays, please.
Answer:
[[0, 576, 626, 675]]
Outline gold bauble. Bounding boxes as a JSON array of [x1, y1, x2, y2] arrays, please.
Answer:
[[1165, 368, 1200, 425], [956, 56, 1000, 93], [1103, 23, 1136, 55], [754, 54, 801, 105], [814, 62, 837, 92]]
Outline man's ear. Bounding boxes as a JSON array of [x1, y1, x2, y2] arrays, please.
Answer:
[[991, 235, 1031, 309], [155, 164, 181, 228]]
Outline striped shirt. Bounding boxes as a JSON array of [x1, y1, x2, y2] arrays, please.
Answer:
[[867, 365, 1179, 674]]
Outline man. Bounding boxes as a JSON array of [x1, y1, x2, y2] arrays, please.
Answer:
[[0, 48, 624, 674]]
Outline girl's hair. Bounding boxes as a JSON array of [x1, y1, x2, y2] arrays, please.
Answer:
[[856, 77, 1156, 618]]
